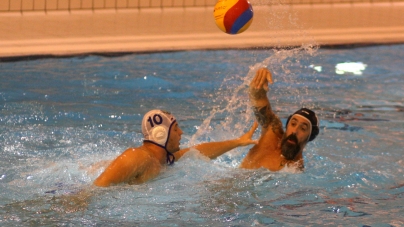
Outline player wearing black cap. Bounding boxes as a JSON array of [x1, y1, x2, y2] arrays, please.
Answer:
[[240, 68, 320, 171]]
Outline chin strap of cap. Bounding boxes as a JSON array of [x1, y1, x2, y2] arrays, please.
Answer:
[[166, 150, 175, 165]]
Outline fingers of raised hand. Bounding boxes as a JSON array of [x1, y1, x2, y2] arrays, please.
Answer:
[[251, 68, 273, 90], [266, 70, 273, 84], [258, 69, 267, 88]]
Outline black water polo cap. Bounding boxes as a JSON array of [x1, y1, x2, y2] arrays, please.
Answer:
[[286, 108, 320, 142]]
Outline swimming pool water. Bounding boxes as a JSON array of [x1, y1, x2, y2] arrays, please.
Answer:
[[0, 44, 403, 226]]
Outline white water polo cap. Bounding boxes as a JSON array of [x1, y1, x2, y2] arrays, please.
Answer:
[[142, 109, 177, 148]]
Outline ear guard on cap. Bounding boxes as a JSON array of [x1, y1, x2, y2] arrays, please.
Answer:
[[150, 126, 168, 145], [285, 108, 320, 142]]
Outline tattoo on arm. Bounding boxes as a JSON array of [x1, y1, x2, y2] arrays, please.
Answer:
[[250, 88, 272, 128], [249, 87, 267, 100], [252, 105, 283, 134], [249, 86, 283, 135], [252, 105, 271, 128]]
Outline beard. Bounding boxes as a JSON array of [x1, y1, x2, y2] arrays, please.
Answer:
[[280, 133, 301, 160]]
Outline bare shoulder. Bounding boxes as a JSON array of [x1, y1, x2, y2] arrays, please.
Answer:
[[240, 129, 283, 170], [93, 147, 153, 187], [102, 148, 153, 174], [120, 147, 145, 157]]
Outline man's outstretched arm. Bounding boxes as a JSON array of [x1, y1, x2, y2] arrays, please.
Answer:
[[249, 68, 283, 136], [174, 122, 258, 160]]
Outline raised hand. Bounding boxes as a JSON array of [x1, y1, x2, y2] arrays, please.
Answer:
[[250, 68, 273, 91]]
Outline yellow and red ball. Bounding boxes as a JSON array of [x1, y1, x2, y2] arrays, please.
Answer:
[[213, 0, 254, 35]]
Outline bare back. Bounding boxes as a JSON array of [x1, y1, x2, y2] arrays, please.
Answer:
[[94, 147, 163, 187]]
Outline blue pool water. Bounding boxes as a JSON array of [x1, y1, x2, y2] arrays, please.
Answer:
[[0, 44, 404, 226]]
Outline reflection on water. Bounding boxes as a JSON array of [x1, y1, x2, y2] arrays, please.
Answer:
[[335, 62, 367, 75], [0, 44, 404, 226]]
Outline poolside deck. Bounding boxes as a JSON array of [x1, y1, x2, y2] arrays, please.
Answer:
[[1, 2, 404, 58]]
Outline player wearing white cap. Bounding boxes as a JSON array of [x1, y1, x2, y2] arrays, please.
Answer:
[[94, 110, 258, 187], [240, 68, 320, 171]]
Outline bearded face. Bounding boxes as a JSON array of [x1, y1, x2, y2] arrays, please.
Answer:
[[280, 133, 302, 160]]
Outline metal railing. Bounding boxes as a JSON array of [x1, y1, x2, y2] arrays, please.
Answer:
[[0, 0, 402, 13]]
